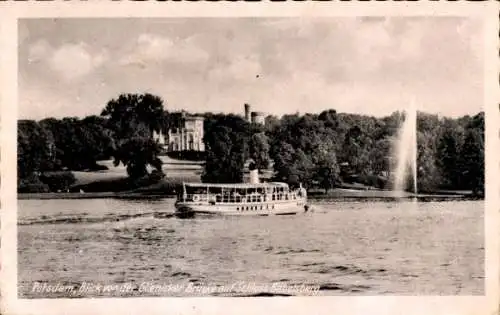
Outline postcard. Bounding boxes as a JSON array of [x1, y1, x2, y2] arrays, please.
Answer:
[[1, 2, 498, 315]]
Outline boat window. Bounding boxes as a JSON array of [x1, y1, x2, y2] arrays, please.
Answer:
[[208, 187, 223, 195], [186, 186, 206, 195]]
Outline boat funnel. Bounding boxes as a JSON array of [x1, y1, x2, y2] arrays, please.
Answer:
[[249, 169, 260, 184]]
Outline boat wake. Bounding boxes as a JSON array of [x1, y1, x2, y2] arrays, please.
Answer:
[[18, 212, 157, 226]]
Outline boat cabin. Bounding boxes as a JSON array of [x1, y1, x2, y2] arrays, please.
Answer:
[[178, 182, 303, 204]]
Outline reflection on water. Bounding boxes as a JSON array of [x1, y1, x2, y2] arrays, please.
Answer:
[[18, 198, 484, 297]]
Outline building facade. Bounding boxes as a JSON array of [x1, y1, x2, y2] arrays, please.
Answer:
[[153, 112, 205, 152], [168, 115, 205, 152]]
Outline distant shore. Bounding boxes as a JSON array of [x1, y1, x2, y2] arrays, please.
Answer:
[[17, 192, 175, 200], [18, 188, 477, 201]]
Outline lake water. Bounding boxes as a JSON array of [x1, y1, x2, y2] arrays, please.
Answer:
[[17, 198, 484, 297]]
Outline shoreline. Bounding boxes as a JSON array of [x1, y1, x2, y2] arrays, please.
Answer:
[[18, 189, 478, 201], [17, 192, 176, 200]]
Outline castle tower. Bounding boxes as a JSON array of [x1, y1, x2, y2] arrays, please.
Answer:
[[244, 103, 251, 122], [251, 112, 265, 125]]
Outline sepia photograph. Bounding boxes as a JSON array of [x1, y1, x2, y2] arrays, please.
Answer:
[[1, 2, 499, 315]]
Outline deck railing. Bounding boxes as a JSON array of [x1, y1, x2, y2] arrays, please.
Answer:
[[181, 191, 303, 203]]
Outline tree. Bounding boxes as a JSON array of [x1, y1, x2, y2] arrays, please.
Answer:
[[271, 142, 296, 183], [312, 142, 340, 193], [17, 120, 54, 179], [39, 116, 114, 171], [369, 137, 393, 177], [248, 132, 271, 171], [101, 93, 166, 179], [113, 137, 163, 180], [318, 109, 339, 130], [416, 131, 441, 192], [79, 115, 115, 162], [39, 117, 76, 169], [290, 149, 315, 187], [436, 120, 465, 189], [264, 115, 280, 134], [460, 129, 484, 195], [465, 112, 484, 137], [341, 125, 372, 175], [202, 115, 249, 183], [101, 93, 165, 139]]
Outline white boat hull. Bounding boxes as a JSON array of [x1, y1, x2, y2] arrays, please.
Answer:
[[175, 198, 308, 216]]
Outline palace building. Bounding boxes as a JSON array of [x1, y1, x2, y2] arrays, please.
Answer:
[[153, 111, 205, 152], [153, 104, 266, 153]]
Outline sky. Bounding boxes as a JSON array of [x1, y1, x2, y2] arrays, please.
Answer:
[[18, 17, 483, 120]]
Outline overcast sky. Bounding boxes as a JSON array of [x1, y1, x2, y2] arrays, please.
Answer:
[[18, 17, 483, 120]]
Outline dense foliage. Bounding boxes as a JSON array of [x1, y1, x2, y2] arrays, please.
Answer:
[[101, 93, 166, 180], [201, 114, 250, 183], [18, 93, 167, 192], [39, 116, 115, 171], [201, 109, 484, 195], [17, 91, 484, 196]]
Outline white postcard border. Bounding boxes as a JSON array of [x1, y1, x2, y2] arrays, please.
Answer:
[[1, 2, 498, 315]]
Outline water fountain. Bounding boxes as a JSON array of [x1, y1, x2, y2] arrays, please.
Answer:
[[393, 99, 418, 197]]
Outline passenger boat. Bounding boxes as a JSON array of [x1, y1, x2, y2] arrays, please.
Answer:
[[174, 171, 308, 217]]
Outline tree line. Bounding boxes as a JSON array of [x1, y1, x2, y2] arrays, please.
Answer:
[[202, 109, 484, 196], [17, 93, 484, 196], [18, 93, 167, 192]]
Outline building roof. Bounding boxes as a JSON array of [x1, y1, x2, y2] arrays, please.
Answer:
[[185, 115, 204, 121], [251, 111, 266, 116], [183, 182, 288, 189]]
